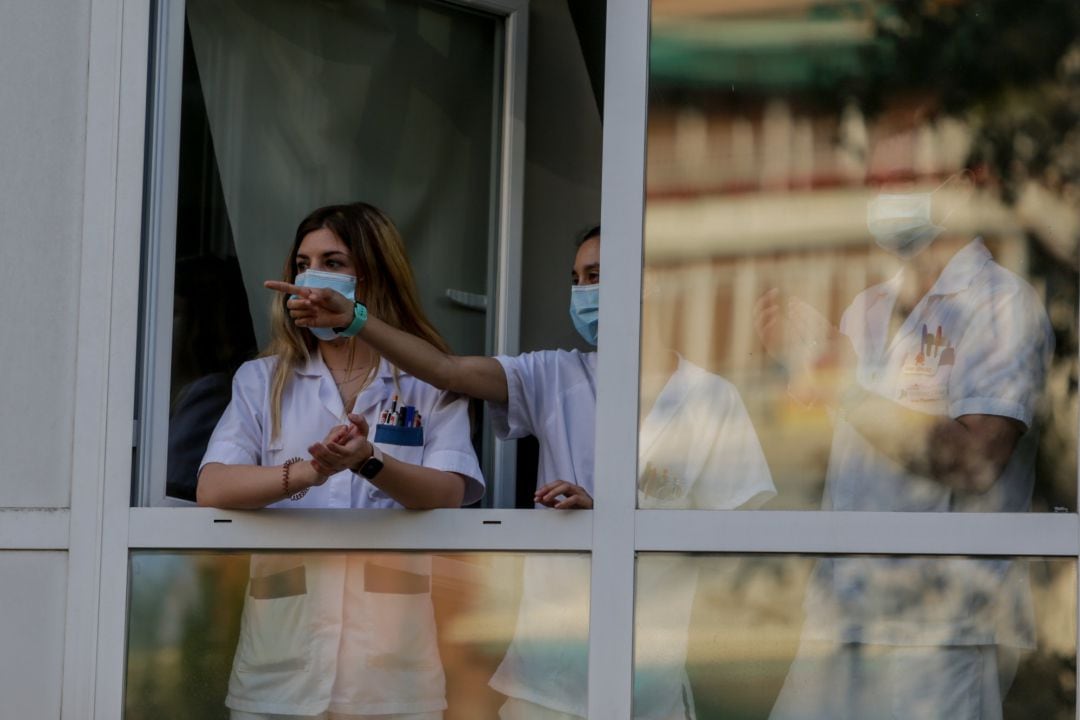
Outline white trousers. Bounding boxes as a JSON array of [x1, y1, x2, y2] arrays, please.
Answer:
[[769, 640, 1018, 720]]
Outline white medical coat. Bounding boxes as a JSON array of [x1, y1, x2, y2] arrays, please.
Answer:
[[200, 353, 483, 716], [805, 240, 1053, 649], [487, 351, 775, 718]]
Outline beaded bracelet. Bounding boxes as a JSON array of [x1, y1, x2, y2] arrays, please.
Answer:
[[282, 457, 309, 501]]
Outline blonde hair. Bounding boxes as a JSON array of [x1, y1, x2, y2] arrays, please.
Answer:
[[263, 202, 450, 439]]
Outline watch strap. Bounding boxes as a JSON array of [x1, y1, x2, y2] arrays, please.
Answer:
[[334, 301, 369, 337], [355, 444, 384, 478]]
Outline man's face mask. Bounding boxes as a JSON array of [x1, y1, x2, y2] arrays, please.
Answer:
[[293, 269, 356, 341], [866, 178, 955, 259], [569, 284, 599, 346]]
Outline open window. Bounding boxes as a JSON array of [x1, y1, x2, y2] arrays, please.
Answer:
[[136, 0, 527, 507]]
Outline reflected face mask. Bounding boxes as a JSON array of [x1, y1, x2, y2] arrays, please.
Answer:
[[293, 269, 356, 341], [569, 284, 600, 346], [866, 192, 946, 259]]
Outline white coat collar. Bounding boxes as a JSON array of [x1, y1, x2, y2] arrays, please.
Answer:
[[294, 351, 410, 419], [919, 238, 992, 298], [870, 239, 991, 357], [874, 238, 991, 307]]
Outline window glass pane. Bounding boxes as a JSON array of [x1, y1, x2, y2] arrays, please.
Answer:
[[160, 0, 499, 504], [640, 1, 1080, 511], [126, 551, 590, 718], [635, 554, 1075, 719]]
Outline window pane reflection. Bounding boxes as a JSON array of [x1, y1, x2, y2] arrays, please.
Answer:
[[126, 552, 589, 719], [635, 555, 1075, 720], [642, 1, 1080, 512]]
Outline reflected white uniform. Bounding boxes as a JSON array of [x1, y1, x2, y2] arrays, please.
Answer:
[[201, 353, 483, 718], [487, 351, 775, 719], [771, 240, 1054, 720]]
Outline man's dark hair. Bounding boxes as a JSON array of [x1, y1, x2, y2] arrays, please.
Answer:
[[575, 224, 601, 248]]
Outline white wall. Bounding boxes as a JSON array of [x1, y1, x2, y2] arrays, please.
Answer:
[[0, 4, 91, 717], [0, 553, 68, 718], [0, 2, 92, 507]]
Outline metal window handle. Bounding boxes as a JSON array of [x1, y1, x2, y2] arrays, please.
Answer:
[[445, 288, 488, 312]]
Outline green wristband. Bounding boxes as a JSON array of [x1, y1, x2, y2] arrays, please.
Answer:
[[335, 302, 368, 338]]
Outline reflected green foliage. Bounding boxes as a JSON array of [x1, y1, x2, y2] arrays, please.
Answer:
[[860, 0, 1080, 201], [126, 553, 248, 720]]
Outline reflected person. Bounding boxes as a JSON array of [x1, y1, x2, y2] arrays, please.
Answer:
[[632, 277, 777, 720], [268, 226, 776, 719], [197, 202, 484, 719], [756, 169, 1053, 720]]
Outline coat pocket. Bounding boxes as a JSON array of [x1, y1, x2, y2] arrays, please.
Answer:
[[373, 424, 424, 447], [235, 565, 312, 674], [363, 589, 439, 671]]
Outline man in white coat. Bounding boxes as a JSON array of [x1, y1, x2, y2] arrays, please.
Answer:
[[756, 169, 1053, 720]]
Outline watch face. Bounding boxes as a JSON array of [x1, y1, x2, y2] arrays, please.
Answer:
[[359, 456, 384, 479]]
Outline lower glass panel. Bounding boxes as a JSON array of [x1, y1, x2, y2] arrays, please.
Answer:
[[126, 551, 590, 719], [635, 555, 1075, 720]]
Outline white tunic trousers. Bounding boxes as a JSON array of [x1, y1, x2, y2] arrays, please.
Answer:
[[488, 350, 775, 719], [201, 353, 484, 716]]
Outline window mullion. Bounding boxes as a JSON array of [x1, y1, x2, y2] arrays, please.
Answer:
[[588, 0, 651, 716]]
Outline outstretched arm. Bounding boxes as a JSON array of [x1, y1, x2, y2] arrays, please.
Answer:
[[754, 289, 1025, 493], [265, 281, 509, 404], [842, 399, 1023, 493]]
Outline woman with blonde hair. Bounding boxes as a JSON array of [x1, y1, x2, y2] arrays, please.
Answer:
[[197, 201, 483, 719]]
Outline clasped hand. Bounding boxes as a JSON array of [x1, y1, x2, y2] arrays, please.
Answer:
[[308, 414, 375, 477]]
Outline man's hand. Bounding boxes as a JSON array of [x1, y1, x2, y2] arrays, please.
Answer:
[[265, 280, 354, 329], [534, 481, 594, 509], [785, 297, 858, 406], [754, 289, 857, 406], [308, 414, 372, 476]]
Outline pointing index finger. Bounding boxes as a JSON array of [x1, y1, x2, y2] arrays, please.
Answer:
[[265, 280, 308, 297]]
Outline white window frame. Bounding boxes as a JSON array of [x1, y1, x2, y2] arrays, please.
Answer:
[[134, 0, 529, 508], [60, 0, 1080, 718]]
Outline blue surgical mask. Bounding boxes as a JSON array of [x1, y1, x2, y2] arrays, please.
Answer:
[[867, 180, 956, 259], [569, 284, 599, 346], [293, 269, 356, 341]]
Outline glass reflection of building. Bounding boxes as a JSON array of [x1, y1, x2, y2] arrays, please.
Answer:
[[638, 2, 1080, 718], [645, 0, 1078, 513]]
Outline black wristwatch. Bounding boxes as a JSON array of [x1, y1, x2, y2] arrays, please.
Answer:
[[354, 445, 384, 479]]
